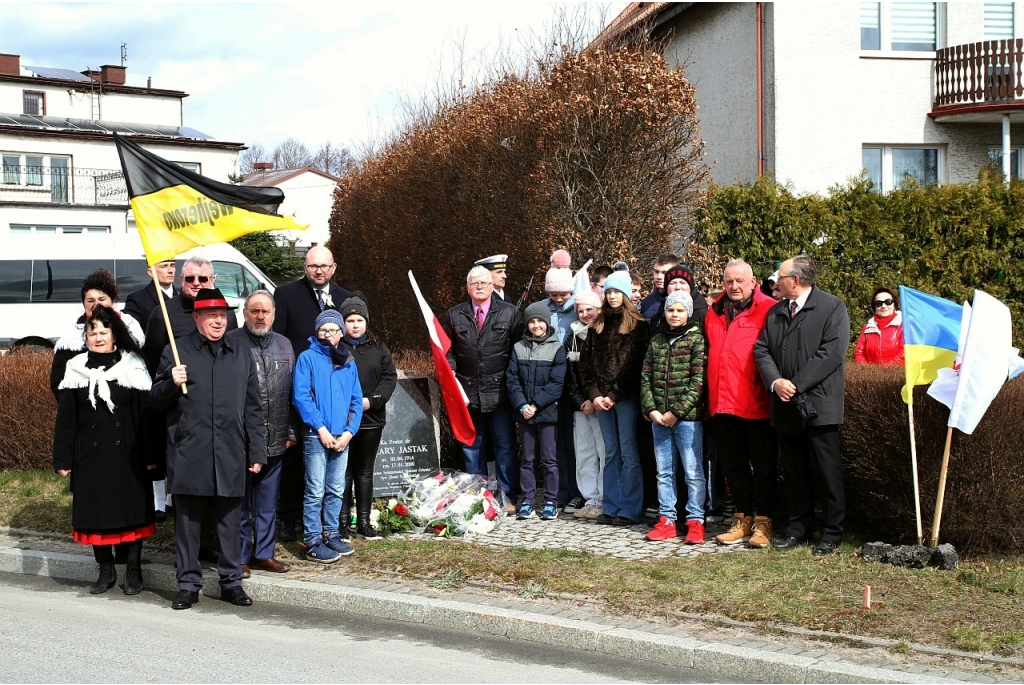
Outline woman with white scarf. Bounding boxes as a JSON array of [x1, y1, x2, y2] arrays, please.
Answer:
[[53, 305, 155, 596]]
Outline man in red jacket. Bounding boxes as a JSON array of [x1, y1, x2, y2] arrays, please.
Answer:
[[704, 259, 778, 549]]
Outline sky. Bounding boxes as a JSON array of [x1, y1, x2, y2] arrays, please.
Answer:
[[0, 2, 626, 156]]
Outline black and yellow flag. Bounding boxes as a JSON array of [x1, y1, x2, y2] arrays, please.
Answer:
[[114, 134, 306, 265]]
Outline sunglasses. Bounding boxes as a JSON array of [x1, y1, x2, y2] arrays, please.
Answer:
[[873, 298, 894, 308], [183, 275, 211, 284]]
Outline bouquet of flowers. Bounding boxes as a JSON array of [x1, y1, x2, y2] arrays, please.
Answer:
[[369, 498, 412, 537], [398, 470, 505, 536]]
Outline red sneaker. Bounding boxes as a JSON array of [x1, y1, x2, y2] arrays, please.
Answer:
[[683, 519, 705, 545], [645, 516, 677, 541]]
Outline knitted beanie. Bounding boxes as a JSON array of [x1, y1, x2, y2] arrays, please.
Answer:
[[573, 289, 602, 309], [524, 301, 550, 325], [665, 290, 694, 317], [544, 267, 574, 293], [664, 265, 695, 291], [314, 308, 345, 333], [340, 295, 369, 322], [603, 271, 633, 298]]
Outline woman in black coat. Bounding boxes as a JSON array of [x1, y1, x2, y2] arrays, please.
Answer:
[[53, 305, 155, 596], [338, 295, 397, 540]]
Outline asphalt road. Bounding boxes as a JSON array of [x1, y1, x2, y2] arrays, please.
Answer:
[[0, 572, 730, 683]]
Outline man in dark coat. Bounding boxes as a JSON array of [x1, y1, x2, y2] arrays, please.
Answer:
[[271, 245, 352, 541], [143, 257, 238, 374], [227, 290, 295, 576], [639, 252, 679, 322], [442, 265, 524, 511], [123, 260, 176, 325], [754, 255, 850, 557], [151, 288, 267, 610]]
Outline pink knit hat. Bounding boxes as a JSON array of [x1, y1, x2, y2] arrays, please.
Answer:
[[544, 249, 574, 293], [574, 290, 602, 308]]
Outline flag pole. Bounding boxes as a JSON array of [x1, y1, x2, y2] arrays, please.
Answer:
[[928, 426, 954, 549], [907, 402, 923, 545], [152, 270, 187, 396]]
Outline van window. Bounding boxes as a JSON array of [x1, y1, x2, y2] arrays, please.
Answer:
[[32, 259, 115, 302], [212, 260, 260, 299], [115, 259, 153, 295], [0, 260, 31, 303]]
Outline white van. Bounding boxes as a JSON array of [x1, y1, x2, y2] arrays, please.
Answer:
[[0, 230, 276, 349]]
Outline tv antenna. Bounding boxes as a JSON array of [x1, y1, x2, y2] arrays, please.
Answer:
[[120, 43, 127, 67]]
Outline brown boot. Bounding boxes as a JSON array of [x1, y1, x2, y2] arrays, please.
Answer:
[[747, 516, 773, 548], [715, 513, 754, 545]]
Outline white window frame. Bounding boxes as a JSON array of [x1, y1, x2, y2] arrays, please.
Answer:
[[173, 162, 201, 174], [0, 153, 71, 188], [9, 224, 110, 235], [988, 146, 1023, 176], [860, 2, 946, 59], [863, 144, 945, 192]]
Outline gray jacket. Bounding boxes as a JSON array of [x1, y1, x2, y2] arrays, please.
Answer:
[[151, 331, 267, 497], [754, 287, 850, 431], [226, 328, 296, 458]]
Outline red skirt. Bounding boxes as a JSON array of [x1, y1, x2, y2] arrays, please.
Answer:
[[73, 524, 155, 546]]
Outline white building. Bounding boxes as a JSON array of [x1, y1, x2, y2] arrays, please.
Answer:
[[596, 2, 1024, 195], [0, 51, 243, 255], [241, 165, 341, 249]]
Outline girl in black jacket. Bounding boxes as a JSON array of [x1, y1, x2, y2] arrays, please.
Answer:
[[339, 296, 398, 539]]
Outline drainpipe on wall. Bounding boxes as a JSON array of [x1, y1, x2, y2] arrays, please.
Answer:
[[1003, 113, 1011, 186], [756, 2, 764, 177]]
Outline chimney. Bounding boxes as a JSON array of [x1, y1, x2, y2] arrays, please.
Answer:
[[100, 64, 126, 85], [0, 53, 20, 76], [147, 76, 151, 89], [253, 162, 273, 172], [82, 69, 101, 82]]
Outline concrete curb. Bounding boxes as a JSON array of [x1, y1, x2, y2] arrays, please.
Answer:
[[0, 545, 977, 684]]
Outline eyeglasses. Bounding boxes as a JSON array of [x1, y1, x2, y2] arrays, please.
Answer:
[[873, 298, 894, 309], [468, 281, 492, 289], [306, 264, 334, 272], [318, 327, 343, 335], [183, 275, 211, 284], [777, 273, 795, 281]]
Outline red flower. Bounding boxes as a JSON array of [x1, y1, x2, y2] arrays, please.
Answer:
[[395, 504, 408, 517], [484, 506, 497, 521], [434, 524, 447, 534]]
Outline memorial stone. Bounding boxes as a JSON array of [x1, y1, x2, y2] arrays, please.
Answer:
[[372, 373, 442, 497]]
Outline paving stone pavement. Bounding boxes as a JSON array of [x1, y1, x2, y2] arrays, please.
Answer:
[[3, 528, 1023, 683]]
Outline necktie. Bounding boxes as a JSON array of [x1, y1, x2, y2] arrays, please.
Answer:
[[476, 306, 485, 332], [316, 289, 326, 311], [789, 300, 798, 320]]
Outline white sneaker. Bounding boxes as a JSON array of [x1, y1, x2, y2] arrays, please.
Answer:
[[574, 504, 604, 519]]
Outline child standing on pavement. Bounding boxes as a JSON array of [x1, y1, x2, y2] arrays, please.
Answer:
[[506, 301, 567, 521], [565, 290, 607, 520], [640, 291, 707, 543]]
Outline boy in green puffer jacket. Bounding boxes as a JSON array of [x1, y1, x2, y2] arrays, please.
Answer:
[[640, 290, 707, 543]]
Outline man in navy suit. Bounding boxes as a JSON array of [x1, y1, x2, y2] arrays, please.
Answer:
[[272, 245, 352, 541], [123, 260, 176, 325]]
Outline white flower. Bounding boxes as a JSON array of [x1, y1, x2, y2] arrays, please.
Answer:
[[325, 294, 335, 307], [369, 509, 381, 523], [388, 498, 398, 511], [449, 493, 480, 515], [465, 513, 496, 535]]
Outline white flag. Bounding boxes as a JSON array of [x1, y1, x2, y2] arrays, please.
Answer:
[[946, 290, 1015, 434]]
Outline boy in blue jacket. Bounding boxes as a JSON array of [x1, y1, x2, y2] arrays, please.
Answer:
[[507, 301, 567, 521], [293, 309, 363, 563]]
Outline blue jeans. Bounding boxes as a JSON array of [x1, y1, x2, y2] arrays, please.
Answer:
[[462, 409, 520, 501], [596, 396, 643, 521], [652, 420, 705, 522], [302, 432, 348, 545]]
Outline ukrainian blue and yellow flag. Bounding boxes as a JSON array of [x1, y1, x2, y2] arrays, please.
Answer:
[[899, 286, 963, 404], [113, 134, 306, 264]]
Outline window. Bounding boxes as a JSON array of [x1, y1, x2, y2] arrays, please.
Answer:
[[861, 2, 940, 53], [32, 259, 115, 302], [2, 154, 19, 184], [7, 224, 109, 235], [25, 155, 43, 186], [22, 91, 44, 116], [114, 259, 153, 295], [985, 3, 1016, 39], [174, 162, 201, 174], [988, 147, 1023, 177], [212, 260, 260, 299], [0, 260, 32, 304], [863, 145, 942, 192]]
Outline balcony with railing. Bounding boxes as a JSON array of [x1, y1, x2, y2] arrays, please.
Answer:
[[0, 165, 128, 206], [932, 39, 1024, 121]]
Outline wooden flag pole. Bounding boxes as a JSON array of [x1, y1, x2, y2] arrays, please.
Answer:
[[907, 402, 924, 546], [928, 426, 955, 549], [152, 270, 187, 396]]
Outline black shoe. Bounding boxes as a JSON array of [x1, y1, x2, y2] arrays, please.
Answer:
[[773, 536, 809, 550], [278, 520, 297, 542], [813, 540, 839, 556], [356, 522, 381, 539], [338, 524, 352, 542], [593, 514, 616, 525], [123, 561, 143, 595], [172, 590, 199, 610], [611, 516, 639, 527], [221, 586, 253, 606], [563, 496, 586, 514], [89, 563, 117, 595]]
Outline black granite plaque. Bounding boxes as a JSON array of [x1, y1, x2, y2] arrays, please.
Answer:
[[372, 377, 441, 497]]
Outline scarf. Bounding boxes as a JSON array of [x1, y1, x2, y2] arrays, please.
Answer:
[[58, 349, 151, 412], [874, 311, 897, 328]]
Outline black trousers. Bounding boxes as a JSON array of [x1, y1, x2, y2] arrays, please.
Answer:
[[777, 424, 844, 543], [342, 426, 384, 525], [277, 442, 305, 526], [712, 415, 778, 517], [174, 494, 243, 592]]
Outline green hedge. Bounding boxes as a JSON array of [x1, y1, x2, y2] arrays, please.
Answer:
[[697, 171, 1024, 346]]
